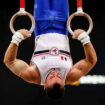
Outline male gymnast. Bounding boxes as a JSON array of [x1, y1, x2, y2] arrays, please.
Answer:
[[4, 0, 97, 100]]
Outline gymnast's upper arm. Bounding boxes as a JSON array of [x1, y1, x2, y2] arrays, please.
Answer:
[[5, 59, 30, 77], [5, 59, 39, 83], [67, 59, 93, 83]]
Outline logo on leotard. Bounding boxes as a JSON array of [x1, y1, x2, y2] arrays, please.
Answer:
[[50, 47, 59, 56]]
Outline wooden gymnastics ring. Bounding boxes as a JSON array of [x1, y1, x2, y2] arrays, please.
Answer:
[[67, 0, 93, 35], [9, 0, 35, 34]]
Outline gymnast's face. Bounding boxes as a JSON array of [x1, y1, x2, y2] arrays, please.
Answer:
[[44, 70, 64, 89]]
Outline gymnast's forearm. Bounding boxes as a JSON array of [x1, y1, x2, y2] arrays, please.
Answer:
[[4, 30, 29, 65], [75, 31, 97, 66], [4, 43, 18, 64], [4, 30, 31, 76], [4, 43, 29, 76], [83, 43, 97, 66]]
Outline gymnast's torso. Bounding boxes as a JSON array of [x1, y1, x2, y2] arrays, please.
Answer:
[[31, 33, 73, 85]]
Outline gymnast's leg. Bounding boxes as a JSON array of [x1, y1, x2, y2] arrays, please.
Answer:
[[33, 0, 69, 36]]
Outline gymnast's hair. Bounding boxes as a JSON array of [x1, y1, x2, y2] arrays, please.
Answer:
[[45, 83, 65, 100]]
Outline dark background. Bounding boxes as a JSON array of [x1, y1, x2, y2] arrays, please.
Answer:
[[0, 0, 105, 105]]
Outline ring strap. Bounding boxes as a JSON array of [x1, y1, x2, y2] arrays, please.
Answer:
[[77, 0, 82, 8], [20, 0, 25, 9]]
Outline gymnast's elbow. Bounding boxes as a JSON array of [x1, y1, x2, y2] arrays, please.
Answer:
[[87, 55, 98, 69], [3, 56, 15, 67], [93, 56, 97, 65], [91, 53, 97, 66]]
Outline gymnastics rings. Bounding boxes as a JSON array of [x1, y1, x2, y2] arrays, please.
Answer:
[[9, 0, 35, 34], [67, 0, 93, 35]]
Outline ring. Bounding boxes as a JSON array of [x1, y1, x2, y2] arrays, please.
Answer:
[[9, 10, 35, 34], [67, 12, 93, 35]]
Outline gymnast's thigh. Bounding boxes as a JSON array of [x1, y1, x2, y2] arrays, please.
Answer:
[[34, 0, 69, 20]]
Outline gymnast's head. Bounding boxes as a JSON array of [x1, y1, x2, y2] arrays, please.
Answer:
[[44, 69, 65, 100]]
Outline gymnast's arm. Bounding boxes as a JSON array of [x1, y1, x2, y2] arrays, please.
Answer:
[[3, 29, 38, 84], [66, 29, 97, 84]]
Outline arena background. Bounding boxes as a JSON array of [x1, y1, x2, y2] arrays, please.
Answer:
[[0, 0, 105, 105]]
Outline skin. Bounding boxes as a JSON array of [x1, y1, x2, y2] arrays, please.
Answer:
[[4, 29, 97, 89]]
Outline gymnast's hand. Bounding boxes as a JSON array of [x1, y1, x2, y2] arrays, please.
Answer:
[[17, 29, 32, 39], [72, 29, 85, 39]]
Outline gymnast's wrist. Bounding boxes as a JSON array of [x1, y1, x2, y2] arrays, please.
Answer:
[[77, 32, 91, 45], [11, 32, 25, 46]]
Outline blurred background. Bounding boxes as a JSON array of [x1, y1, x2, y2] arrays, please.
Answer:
[[0, 0, 105, 105]]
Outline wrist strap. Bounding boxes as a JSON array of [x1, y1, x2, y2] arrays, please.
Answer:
[[11, 32, 25, 46], [77, 32, 90, 45]]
